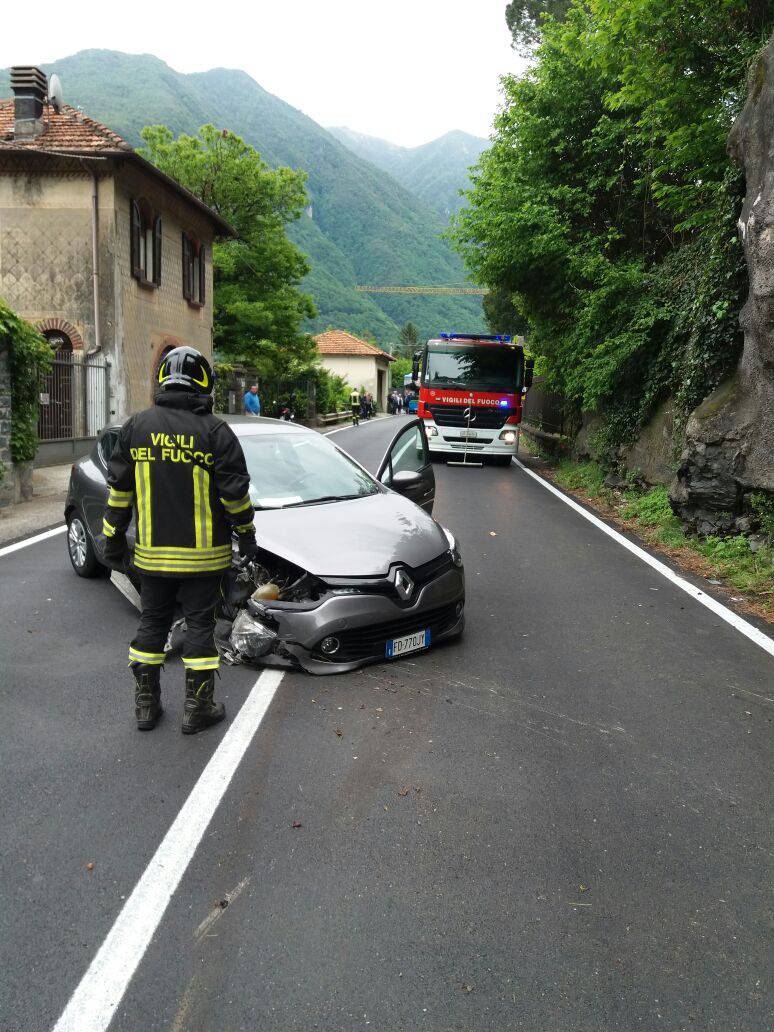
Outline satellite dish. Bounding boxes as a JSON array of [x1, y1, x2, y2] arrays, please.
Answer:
[[48, 74, 64, 113]]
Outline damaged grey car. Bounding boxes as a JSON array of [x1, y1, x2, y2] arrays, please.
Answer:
[[65, 416, 465, 674]]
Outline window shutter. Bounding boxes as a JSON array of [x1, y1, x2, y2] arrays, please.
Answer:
[[153, 216, 162, 286], [198, 245, 206, 304], [182, 233, 191, 299], [130, 200, 141, 278]]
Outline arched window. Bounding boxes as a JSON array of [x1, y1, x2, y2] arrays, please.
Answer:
[[182, 233, 205, 306], [131, 199, 162, 287]]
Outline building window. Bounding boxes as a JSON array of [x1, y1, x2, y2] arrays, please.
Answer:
[[182, 233, 205, 306], [131, 199, 161, 287]]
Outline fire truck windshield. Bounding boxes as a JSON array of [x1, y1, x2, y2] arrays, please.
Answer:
[[423, 342, 521, 393]]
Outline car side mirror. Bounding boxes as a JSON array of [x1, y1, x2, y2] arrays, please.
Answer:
[[524, 357, 535, 391], [390, 469, 423, 493]]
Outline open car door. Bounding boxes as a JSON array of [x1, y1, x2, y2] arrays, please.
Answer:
[[376, 417, 435, 514]]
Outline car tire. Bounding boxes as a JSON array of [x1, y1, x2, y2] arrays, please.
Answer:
[[67, 512, 101, 578], [489, 455, 513, 467]]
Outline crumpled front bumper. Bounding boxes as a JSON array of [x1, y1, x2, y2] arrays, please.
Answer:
[[248, 564, 465, 675]]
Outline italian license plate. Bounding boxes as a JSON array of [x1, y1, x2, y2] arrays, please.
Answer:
[[459, 429, 477, 439], [386, 628, 431, 658]]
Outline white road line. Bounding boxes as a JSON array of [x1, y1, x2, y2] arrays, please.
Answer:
[[514, 459, 774, 659], [0, 524, 66, 558], [324, 414, 391, 436], [52, 668, 284, 1032]]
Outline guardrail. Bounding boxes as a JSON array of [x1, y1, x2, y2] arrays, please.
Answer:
[[316, 411, 352, 427]]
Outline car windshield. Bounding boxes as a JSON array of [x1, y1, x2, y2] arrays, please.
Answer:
[[239, 432, 380, 509], [423, 342, 521, 392]]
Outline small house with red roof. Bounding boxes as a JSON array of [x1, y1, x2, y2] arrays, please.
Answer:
[[314, 329, 395, 412], [0, 66, 234, 463]]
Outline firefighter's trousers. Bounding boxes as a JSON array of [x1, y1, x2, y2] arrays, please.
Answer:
[[128, 574, 222, 673]]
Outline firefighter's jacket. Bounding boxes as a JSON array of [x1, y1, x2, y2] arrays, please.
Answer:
[[104, 391, 256, 577]]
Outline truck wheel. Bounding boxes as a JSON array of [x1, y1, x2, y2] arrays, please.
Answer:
[[490, 455, 513, 467]]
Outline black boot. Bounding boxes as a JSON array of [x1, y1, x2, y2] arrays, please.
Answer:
[[182, 668, 225, 735], [132, 664, 163, 731]]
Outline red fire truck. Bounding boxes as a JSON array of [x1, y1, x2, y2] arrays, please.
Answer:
[[411, 333, 533, 465]]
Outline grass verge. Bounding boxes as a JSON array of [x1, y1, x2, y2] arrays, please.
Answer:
[[547, 458, 774, 621]]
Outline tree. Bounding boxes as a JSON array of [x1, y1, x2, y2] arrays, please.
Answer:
[[140, 125, 317, 377], [398, 321, 420, 356], [451, 1, 765, 460], [505, 0, 571, 54]]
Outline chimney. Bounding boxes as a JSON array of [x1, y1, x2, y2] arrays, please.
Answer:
[[10, 66, 48, 138]]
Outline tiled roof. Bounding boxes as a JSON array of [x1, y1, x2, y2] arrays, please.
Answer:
[[0, 98, 236, 237], [0, 100, 132, 152], [314, 329, 395, 361]]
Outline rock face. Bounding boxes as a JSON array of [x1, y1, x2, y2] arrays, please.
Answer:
[[671, 34, 774, 532]]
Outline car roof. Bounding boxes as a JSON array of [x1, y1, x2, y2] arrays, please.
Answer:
[[102, 415, 315, 437]]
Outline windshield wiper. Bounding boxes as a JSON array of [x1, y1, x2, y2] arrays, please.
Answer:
[[279, 493, 371, 509]]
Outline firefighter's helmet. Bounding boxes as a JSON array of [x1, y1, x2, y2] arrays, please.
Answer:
[[157, 347, 214, 394]]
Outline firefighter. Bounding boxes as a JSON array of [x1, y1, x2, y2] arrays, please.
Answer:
[[350, 387, 360, 427], [102, 346, 260, 734]]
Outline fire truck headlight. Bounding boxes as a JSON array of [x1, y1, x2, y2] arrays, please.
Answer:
[[442, 527, 463, 567], [499, 429, 517, 444], [426, 425, 438, 438]]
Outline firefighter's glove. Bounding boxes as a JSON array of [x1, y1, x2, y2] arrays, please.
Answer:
[[238, 533, 261, 559], [102, 533, 129, 571]]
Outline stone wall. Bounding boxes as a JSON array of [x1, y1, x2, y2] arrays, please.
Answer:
[[670, 34, 774, 533]]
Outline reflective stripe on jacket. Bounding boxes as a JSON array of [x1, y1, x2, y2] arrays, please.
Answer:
[[105, 391, 256, 577]]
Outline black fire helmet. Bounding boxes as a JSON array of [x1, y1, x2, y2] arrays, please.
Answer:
[[157, 346, 214, 394]]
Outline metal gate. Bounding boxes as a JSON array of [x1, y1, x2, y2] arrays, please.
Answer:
[[37, 353, 111, 465]]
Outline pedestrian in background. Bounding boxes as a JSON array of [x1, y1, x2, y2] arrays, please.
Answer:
[[350, 388, 360, 426], [244, 384, 261, 416], [103, 347, 260, 735]]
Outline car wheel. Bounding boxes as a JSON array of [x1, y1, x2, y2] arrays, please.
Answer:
[[489, 455, 513, 467], [67, 512, 101, 578]]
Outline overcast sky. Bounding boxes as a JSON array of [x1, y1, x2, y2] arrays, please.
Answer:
[[1, 0, 525, 147]]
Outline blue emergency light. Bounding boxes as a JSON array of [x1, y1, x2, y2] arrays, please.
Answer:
[[499, 399, 509, 407], [438, 333, 513, 343]]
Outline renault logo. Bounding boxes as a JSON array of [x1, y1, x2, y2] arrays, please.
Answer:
[[393, 568, 414, 600]]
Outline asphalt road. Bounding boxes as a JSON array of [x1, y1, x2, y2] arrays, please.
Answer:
[[1, 415, 772, 1032]]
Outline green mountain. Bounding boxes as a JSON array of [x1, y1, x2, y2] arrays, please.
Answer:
[[329, 127, 489, 219], [0, 51, 485, 345]]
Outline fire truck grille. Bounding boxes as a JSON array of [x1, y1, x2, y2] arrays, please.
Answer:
[[428, 405, 511, 430]]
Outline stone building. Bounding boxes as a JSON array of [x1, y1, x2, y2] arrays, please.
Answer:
[[0, 66, 234, 464], [313, 329, 395, 411]]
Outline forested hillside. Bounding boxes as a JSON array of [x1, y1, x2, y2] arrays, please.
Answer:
[[329, 127, 488, 219], [453, 0, 771, 491], [0, 51, 485, 344]]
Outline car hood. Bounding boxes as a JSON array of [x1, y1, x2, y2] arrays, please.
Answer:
[[252, 492, 448, 577]]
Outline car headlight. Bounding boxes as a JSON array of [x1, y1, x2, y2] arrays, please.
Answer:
[[442, 527, 463, 567], [499, 428, 517, 444]]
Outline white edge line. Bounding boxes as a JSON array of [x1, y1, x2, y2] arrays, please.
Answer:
[[514, 459, 774, 659], [0, 523, 66, 558], [52, 668, 284, 1032], [323, 414, 392, 436]]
